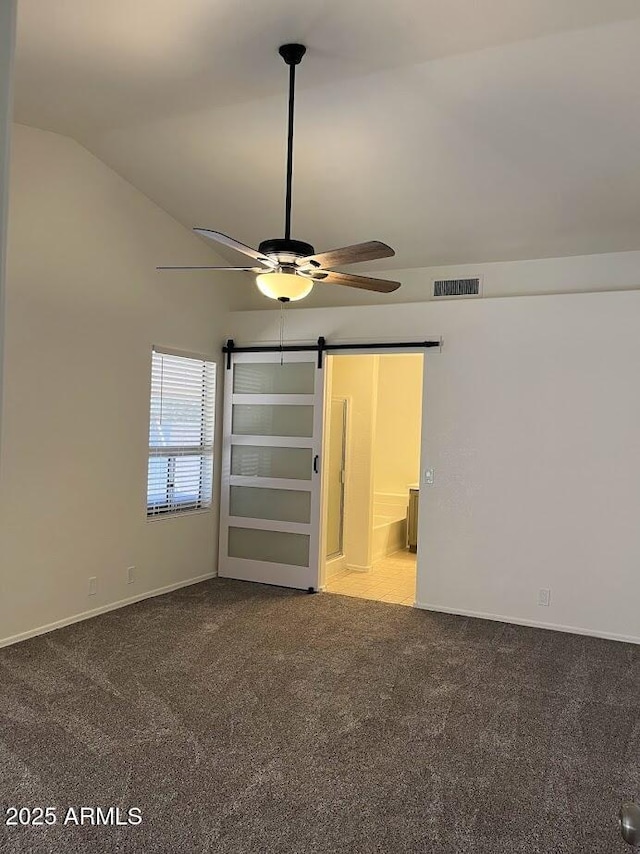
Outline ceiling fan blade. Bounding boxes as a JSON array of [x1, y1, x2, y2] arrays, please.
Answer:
[[193, 228, 275, 266], [308, 270, 400, 293], [297, 240, 395, 270], [157, 265, 262, 272]]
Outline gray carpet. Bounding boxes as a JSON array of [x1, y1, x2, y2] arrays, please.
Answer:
[[0, 579, 638, 853]]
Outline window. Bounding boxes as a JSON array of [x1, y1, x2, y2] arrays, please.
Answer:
[[147, 348, 216, 517]]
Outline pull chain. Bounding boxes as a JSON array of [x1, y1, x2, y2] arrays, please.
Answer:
[[279, 300, 286, 365]]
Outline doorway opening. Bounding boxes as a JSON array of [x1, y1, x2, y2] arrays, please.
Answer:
[[321, 353, 423, 605]]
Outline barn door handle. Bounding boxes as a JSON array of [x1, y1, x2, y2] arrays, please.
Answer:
[[313, 455, 319, 474]]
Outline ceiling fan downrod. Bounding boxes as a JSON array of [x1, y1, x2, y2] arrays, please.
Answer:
[[279, 43, 306, 242]]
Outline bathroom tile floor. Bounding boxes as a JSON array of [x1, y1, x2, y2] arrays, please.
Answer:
[[324, 548, 417, 605]]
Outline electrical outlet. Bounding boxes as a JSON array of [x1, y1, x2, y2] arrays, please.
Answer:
[[538, 588, 551, 607], [423, 468, 434, 485], [127, 566, 135, 585], [88, 577, 97, 596]]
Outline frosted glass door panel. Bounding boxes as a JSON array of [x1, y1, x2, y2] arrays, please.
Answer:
[[233, 362, 315, 394], [231, 445, 312, 480], [228, 527, 310, 567], [230, 486, 311, 523], [232, 404, 314, 437]]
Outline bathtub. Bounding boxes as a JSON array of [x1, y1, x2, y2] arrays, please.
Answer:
[[372, 496, 408, 562]]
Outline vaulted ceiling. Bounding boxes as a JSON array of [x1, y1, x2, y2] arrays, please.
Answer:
[[13, 0, 640, 276]]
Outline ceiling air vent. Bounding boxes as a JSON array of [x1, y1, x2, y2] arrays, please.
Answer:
[[433, 277, 482, 299]]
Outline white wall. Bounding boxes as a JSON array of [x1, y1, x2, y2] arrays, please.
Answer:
[[227, 291, 640, 643], [0, 0, 17, 453], [0, 124, 238, 647]]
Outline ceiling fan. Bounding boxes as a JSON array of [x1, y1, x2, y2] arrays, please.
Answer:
[[158, 43, 400, 302]]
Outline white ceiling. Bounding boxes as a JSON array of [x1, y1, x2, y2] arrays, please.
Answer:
[[13, 0, 640, 276]]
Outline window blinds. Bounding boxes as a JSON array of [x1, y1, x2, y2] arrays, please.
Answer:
[[147, 349, 216, 517]]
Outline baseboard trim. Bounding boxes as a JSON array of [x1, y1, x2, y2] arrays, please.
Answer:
[[0, 573, 216, 650], [345, 563, 371, 573], [372, 542, 408, 564], [325, 554, 347, 579], [414, 602, 640, 646]]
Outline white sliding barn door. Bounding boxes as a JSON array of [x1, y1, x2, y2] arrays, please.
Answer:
[[218, 351, 324, 590]]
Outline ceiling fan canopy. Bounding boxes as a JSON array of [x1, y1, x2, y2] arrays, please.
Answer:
[[158, 43, 400, 302]]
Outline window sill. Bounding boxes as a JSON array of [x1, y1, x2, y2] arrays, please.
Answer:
[[146, 507, 213, 522]]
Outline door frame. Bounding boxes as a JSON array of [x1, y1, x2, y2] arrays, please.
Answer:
[[317, 348, 427, 594]]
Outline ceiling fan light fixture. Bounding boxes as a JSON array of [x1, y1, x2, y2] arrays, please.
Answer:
[[255, 271, 313, 302]]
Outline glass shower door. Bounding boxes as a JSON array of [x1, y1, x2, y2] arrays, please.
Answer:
[[218, 352, 325, 589], [326, 398, 347, 558]]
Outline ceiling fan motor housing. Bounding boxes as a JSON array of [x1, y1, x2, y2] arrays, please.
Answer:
[[258, 237, 315, 266]]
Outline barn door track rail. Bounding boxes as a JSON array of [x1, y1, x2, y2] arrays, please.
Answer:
[[223, 336, 442, 369]]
